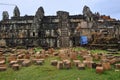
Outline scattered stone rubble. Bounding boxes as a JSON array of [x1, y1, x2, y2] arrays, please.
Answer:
[[0, 47, 119, 74]]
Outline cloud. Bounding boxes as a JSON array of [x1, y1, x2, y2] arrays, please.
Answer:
[[92, 0, 120, 19], [0, 0, 120, 19]]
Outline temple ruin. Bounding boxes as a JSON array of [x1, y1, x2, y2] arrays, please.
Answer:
[[0, 6, 120, 48]]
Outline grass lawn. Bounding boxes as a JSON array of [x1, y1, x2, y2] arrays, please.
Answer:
[[0, 47, 120, 80]]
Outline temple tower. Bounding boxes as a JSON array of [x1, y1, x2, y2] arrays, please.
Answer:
[[13, 6, 20, 17], [57, 11, 70, 47]]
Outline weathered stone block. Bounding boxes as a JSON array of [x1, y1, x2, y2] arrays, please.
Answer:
[[39, 59, 45, 63], [92, 54, 99, 60], [51, 60, 58, 66], [17, 59, 27, 64], [0, 65, 7, 71], [0, 56, 6, 61], [63, 60, 71, 69], [96, 63, 102, 67], [109, 58, 117, 64], [70, 52, 77, 60], [17, 54, 25, 59], [83, 60, 93, 68], [59, 53, 68, 60], [86, 61, 93, 68], [0, 60, 5, 65], [115, 64, 120, 69], [96, 66, 104, 74], [32, 59, 44, 65], [83, 56, 93, 61], [45, 54, 49, 57], [53, 52, 59, 56], [57, 61, 64, 69], [73, 60, 81, 67], [24, 54, 31, 59], [100, 59, 109, 63], [22, 60, 31, 67], [9, 60, 18, 67], [78, 63, 85, 70], [102, 62, 111, 70], [36, 60, 43, 65], [36, 54, 41, 59], [8, 56, 17, 63], [100, 55, 107, 60], [12, 64, 20, 70]]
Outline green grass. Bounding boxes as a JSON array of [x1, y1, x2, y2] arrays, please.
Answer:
[[34, 47, 43, 53], [0, 47, 120, 80], [90, 49, 108, 54], [73, 47, 87, 51], [0, 56, 120, 80]]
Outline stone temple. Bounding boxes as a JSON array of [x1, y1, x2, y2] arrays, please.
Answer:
[[0, 6, 120, 48]]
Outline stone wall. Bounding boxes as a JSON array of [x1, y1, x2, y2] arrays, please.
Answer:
[[0, 6, 120, 48]]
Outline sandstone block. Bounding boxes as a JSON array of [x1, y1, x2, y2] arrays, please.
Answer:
[[78, 63, 85, 70], [57, 61, 64, 69], [115, 64, 120, 69], [73, 60, 81, 67], [51, 60, 58, 66], [22, 60, 31, 67], [12, 64, 20, 70], [102, 62, 111, 70], [96, 66, 104, 74], [0, 65, 7, 71]]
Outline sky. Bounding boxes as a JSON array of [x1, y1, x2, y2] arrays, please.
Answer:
[[0, 0, 120, 20]]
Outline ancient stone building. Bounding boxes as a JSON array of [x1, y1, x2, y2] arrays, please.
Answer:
[[0, 6, 120, 48]]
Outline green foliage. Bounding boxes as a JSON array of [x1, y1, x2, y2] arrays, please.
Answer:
[[34, 47, 43, 53]]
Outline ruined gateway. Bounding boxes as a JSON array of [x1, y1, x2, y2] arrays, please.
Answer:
[[0, 6, 120, 48]]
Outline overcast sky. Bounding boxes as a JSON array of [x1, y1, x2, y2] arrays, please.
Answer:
[[0, 0, 120, 20]]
